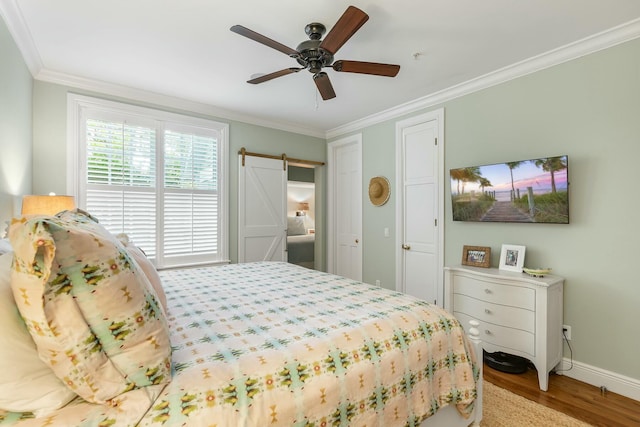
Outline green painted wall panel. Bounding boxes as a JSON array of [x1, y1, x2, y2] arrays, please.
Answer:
[[0, 17, 32, 226], [350, 38, 640, 379]]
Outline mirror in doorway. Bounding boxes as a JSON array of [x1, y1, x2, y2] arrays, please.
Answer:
[[287, 166, 315, 269]]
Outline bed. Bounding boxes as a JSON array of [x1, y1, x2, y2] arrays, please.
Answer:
[[286, 216, 315, 269], [287, 234, 315, 269], [0, 210, 482, 426]]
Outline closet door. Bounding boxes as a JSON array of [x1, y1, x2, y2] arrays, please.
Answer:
[[238, 155, 287, 262], [396, 110, 443, 306], [327, 134, 362, 281]]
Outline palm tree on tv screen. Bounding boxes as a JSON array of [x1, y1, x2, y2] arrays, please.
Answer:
[[478, 177, 492, 194], [505, 161, 524, 197], [451, 167, 481, 195], [534, 157, 567, 193]]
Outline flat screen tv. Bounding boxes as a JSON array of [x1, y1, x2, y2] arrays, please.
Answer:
[[450, 155, 569, 224]]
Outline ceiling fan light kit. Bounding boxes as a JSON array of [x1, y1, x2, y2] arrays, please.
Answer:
[[230, 5, 400, 100]]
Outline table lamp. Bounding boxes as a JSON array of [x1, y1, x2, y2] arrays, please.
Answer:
[[296, 202, 309, 216], [21, 194, 76, 216]]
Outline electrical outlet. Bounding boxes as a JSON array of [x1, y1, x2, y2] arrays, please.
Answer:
[[562, 325, 572, 340], [375, 280, 381, 287]]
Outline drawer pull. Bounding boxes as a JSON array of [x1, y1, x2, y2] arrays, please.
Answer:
[[485, 330, 492, 335], [484, 308, 491, 314], [484, 288, 492, 294]]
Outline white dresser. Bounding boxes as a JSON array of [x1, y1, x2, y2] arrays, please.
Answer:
[[444, 265, 563, 391]]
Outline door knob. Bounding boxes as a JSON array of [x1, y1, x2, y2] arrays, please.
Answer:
[[355, 239, 359, 244], [402, 244, 411, 250]]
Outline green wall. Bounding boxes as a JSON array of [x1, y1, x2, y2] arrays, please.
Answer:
[[361, 122, 397, 289], [288, 165, 315, 183], [0, 17, 32, 229], [227, 122, 326, 269], [350, 38, 640, 379], [29, 81, 327, 267], [445, 39, 640, 379]]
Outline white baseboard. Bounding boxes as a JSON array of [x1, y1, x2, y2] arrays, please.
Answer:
[[558, 358, 640, 401]]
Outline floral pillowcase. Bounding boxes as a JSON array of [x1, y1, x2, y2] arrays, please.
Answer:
[[8, 210, 171, 405]]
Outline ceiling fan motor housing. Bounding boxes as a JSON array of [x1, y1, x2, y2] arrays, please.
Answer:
[[296, 23, 334, 73], [305, 22, 325, 39]]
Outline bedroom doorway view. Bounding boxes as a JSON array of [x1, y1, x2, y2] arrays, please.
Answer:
[[287, 166, 316, 269], [238, 154, 321, 268]]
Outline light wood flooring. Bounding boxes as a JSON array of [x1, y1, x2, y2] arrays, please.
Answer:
[[483, 363, 640, 427]]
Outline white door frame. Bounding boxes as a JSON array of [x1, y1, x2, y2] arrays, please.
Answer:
[[327, 133, 362, 277], [395, 109, 445, 305]]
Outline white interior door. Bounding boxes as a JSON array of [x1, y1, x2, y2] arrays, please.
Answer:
[[328, 135, 362, 281], [238, 155, 287, 263], [396, 110, 444, 304]]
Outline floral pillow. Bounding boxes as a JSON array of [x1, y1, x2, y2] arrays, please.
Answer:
[[8, 210, 171, 405], [0, 252, 77, 415], [116, 233, 167, 314]]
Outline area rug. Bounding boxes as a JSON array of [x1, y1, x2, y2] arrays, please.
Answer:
[[481, 381, 594, 427]]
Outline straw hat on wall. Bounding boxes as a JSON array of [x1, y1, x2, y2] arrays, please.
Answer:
[[368, 176, 390, 206]]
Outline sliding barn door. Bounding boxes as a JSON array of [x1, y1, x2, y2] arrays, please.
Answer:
[[238, 155, 287, 263]]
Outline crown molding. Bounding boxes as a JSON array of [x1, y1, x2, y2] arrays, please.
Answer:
[[35, 69, 326, 139], [0, 2, 326, 139], [0, 0, 43, 75], [326, 17, 640, 140]]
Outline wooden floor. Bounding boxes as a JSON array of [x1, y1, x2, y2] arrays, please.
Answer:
[[483, 363, 640, 427]]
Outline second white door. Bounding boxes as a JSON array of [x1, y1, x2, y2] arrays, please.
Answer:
[[396, 111, 444, 305], [328, 135, 362, 281]]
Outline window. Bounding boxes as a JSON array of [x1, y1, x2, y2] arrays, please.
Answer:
[[68, 95, 228, 268]]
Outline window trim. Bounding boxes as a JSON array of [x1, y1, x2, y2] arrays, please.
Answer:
[[67, 93, 229, 267]]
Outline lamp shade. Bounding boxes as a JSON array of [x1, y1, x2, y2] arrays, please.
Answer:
[[297, 202, 309, 211], [21, 195, 76, 216]]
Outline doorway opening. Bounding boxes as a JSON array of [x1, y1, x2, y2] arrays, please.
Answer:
[[287, 165, 315, 269]]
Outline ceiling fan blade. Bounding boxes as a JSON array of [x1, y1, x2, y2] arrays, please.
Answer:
[[319, 6, 369, 54], [247, 68, 302, 84], [313, 72, 336, 100], [230, 25, 299, 57], [332, 60, 400, 77]]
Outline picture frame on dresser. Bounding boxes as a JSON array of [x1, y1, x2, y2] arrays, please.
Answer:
[[461, 245, 491, 268], [499, 244, 526, 272]]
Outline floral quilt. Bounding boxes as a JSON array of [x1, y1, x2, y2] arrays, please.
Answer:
[[1, 262, 478, 426]]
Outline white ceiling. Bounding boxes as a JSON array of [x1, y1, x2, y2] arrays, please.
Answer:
[[3, 0, 640, 137]]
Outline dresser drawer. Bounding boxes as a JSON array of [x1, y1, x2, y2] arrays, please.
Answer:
[[455, 311, 535, 356], [453, 294, 534, 332], [453, 275, 535, 310]]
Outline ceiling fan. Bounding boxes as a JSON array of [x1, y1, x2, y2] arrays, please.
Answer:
[[230, 5, 400, 100]]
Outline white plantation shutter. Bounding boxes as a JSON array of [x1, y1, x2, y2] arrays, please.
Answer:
[[86, 189, 157, 256], [86, 119, 158, 257], [162, 127, 220, 266], [73, 95, 228, 268], [164, 193, 218, 255]]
